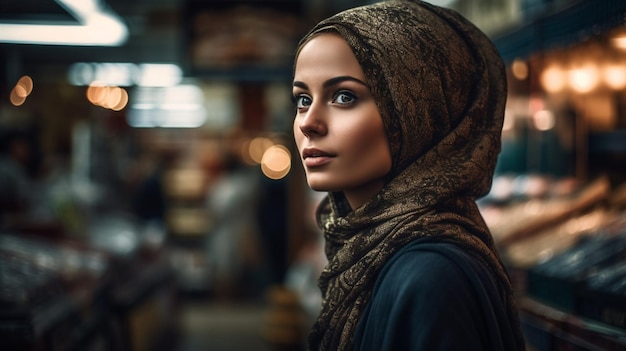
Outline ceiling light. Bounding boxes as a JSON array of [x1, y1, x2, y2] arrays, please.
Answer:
[[0, 0, 128, 46]]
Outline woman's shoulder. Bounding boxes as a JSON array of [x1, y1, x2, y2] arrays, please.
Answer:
[[377, 240, 488, 297], [354, 240, 498, 350]]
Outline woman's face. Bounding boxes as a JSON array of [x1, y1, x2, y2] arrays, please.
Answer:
[[293, 33, 392, 209]]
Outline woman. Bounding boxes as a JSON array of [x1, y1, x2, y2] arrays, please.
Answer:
[[292, 1, 525, 350]]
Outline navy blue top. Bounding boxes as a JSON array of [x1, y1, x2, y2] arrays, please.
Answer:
[[353, 239, 519, 351]]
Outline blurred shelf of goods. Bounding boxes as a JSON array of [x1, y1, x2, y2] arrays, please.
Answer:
[[0, 1, 342, 350], [477, 1, 626, 350]]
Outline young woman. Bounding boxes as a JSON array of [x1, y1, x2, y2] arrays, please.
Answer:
[[292, 1, 525, 350]]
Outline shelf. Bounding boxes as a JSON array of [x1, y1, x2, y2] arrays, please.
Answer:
[[520, 297, 626, 351]]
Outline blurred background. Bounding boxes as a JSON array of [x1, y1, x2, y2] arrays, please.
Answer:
[[1, 0, 626, 350]]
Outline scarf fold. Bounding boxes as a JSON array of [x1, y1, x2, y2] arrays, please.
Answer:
[[295, 1, 525, 350]]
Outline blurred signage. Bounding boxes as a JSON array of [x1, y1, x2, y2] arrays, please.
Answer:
[[184, 0, 307, 73], [452, 0, 521, 35]]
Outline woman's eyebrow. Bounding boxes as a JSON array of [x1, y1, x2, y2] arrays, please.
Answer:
[[293, 81, 308, 89], [323, 76, 369, 88], [292, 76, 369, 90]]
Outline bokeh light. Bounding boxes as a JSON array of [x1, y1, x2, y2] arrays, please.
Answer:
[[568, 63, 600, 94], [86, 80, 128, 110], [602, 64, 626, 89], [540, 65, 566, 93], [611, 35, 626, 50], [532, 109, 556, 131], [248, 137, 274, 164], [261, 145, 291, 180], [9, 75, 34, 106], [511, 59, 529, 80]]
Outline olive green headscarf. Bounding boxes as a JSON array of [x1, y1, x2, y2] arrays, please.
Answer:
[[295, 1, 524, 350]]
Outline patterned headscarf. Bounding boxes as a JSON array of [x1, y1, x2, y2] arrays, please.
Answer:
[[295, 1, 524, 350]]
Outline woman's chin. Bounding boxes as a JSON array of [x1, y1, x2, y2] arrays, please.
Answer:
[[308, 183, 330, 192], [306, 178, 337, 193]]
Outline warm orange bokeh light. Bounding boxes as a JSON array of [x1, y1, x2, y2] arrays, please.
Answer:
[[9, 75, 34, 106], [13, 85, 28, 98], [540, 65, 566, 93], [112, 88, 129, 111], [248, 137, 273, 164], [511, 59, 529, 80], [611, 35, 626, 50], [86, 81, 128, 111], [87, 81, 107, 104], [17, 76, 34, 96], [603, 64, 626, 89], [568, 64, 600, 94], [9, 89, 26, 106], [532, 109, 556, 131], [261, 144, 291, 180]]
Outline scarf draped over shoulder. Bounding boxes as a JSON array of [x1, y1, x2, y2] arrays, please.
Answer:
[[295, 1, 525, 350]]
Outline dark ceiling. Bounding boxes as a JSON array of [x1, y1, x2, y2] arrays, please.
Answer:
[[0, 0, 369, 84], [0, 0, 77, 22], [1, 0, 187, 72]]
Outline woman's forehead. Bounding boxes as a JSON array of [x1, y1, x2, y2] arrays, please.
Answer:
[[294, 34, 365, 82]]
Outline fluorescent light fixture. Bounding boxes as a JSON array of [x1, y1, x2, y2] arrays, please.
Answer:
[[128, 85, 208, 128], [136, 64, 183, 87], [68, 62, 182, 87], [128, 108, 208, 128], [0, 0, 128, 46]]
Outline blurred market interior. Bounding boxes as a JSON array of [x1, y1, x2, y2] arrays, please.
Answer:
[[2, 0, 626, 350]]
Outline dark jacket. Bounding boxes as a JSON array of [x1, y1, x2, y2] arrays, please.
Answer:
[[354, 239, 520, 350]]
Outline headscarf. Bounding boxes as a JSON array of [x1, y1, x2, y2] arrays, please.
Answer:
[[294, 0, 525, 350]]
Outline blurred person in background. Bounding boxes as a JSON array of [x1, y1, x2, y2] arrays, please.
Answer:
[[0, 127, 40, 224], [291, 1, 525, 350], [205, 147, 263, 299]]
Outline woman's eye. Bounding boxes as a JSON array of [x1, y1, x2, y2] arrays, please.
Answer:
[[333, 91, 357, 105], [294, 95, 312, 109]]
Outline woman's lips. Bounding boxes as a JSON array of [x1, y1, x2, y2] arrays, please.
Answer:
[[304, 155, 333, 167], [302, 148, 335, 167]]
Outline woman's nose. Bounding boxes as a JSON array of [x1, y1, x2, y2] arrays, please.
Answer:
[[298, 105, 327, 137]]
